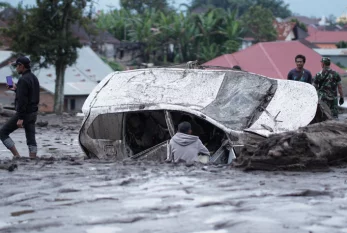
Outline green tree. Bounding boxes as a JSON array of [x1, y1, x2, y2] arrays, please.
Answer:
[[7, 0, 91, 113], [195, 9, 223, 45], [189, 0, 291, 18], [336, 41, 347, 48], [166, 12, 199, 62], [217, 10, 243, 53], [240, 5, 277, 42], [127, 9, 159, 62], [120, 0, 171, 14], [254, 0, 291, 19], [95, 9, 130, 41], [96, 6, 242, 64], [290, 18, 308, 32], [199, 43, 220, 61], [0, 1, 11, 7]]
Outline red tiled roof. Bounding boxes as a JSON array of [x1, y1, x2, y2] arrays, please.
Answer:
[[306, 31, 347, 43], [243, 37, 255, 41], [307, 25, 318, 35], [316, 44, 337, 49], [203, 41, 346, 79], [273, 21, 296, 41], [284, 16, 320, 25]]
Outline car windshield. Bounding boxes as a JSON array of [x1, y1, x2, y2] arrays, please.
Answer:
[[202, 72, 277, 130]]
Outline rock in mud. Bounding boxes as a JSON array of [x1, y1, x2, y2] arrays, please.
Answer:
[[36, 120, 49, 127], [0, 163, 18, 172], [235, 120, 347, 171]]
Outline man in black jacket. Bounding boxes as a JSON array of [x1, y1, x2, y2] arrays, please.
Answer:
[[0, 56, 40, 159]]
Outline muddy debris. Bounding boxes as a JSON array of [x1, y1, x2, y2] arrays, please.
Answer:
[[36, 120, 49, 127], [236, 120, 347, 171], [0, 163, 18, 172], [280, 189, 332, 197], [2, 112, 347, 232]]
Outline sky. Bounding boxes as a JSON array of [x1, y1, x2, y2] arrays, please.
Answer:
[[2, 0, 347, 18]]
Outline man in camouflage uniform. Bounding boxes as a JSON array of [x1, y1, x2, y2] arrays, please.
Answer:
[[313, 57, 344, 118]]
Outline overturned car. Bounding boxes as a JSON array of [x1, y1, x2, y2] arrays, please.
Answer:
[[79, 68, 318, 164]]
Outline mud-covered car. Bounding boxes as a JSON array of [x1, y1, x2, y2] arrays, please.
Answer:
[[78, 68, 318, 163]]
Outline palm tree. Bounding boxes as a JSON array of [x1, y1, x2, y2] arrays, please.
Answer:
[[218, 10, 243, 53], [95, 9, 131, 41], [127, 9, 160, 62]]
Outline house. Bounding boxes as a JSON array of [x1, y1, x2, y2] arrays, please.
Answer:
[[71, 23, 121, 59], [314, 49, 347, 68], [240, 21, 309, 51], [0, 6, 121, 61], [336, 10, 347, 24], [306, 31, 347, 49], [203, 41, 346, 80], [285, 15, 346, 32], [0, 46, 114, 112], [240, 37, 256, 50], [284, 16, 320, 26], [114, 42, 144, 66], [273, 21, 308, 41]]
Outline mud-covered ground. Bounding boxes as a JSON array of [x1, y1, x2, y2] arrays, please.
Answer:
[[1, 115, 347, 233]]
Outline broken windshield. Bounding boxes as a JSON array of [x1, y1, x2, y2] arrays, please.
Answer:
[[202, 71, 277, 130]]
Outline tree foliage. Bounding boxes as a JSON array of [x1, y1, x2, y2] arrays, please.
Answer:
[[240, 5, 277, 42], [0, 1, 11, 8], [96, 8, 243, 64], [290, 18, 308, 32], [336, 41, 347, 48], [120, 0, 171, 14], [190, 0, 291, 18], [7, 0, 91, 113]]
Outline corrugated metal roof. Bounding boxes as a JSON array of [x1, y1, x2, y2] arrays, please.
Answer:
[[284, 16, 320, 25], [306, 31, 347, 43], [203, 41, 347, 79], [314, 49, 347, 56], [0, 46, 114, 95], [0, 50, 12, 64]]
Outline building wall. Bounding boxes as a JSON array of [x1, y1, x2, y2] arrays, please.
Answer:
[[330, 56, 347, 68], [65, 95, 87, 112], [0, 85, 55, 112], [285, 31, 295, 41], [315, 43, 337, 49], [0, 85, 87, 113], [40, 91, 54, 112], [241, 40, 253, 50], [0, 83, 15, 107], [100, 43, 115, 59], [296, 27, 309, 40]]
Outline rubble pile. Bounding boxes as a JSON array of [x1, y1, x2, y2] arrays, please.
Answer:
[[235, 120, 347, 171]]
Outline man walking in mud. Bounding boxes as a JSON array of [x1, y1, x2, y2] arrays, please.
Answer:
[[287, 54, 313, 84], [0, 56, 40, 159], [167, 121, 210, 163], [313, 57, 344, 118]]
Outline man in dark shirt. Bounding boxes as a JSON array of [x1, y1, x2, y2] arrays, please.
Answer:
[[0, 56, 40, 159], [287, 54, 313, 84]]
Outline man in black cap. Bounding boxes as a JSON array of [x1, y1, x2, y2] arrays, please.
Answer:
[[0, 56, 40, 159]]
